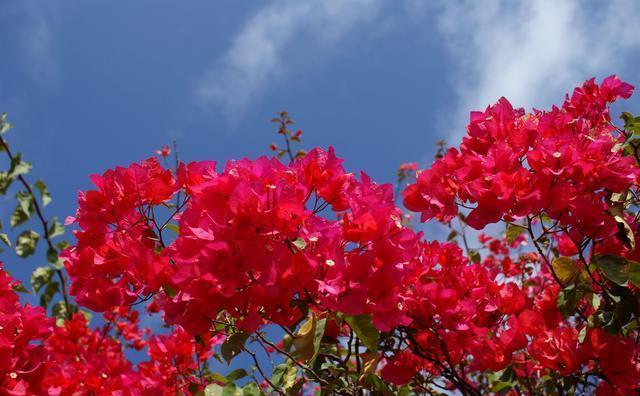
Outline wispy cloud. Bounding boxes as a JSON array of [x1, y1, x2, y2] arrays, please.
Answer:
[[2, 1, 59, 89], [403, 0, 640, 240], [415, 0, 640, 142], [195, 0, 382, 121]]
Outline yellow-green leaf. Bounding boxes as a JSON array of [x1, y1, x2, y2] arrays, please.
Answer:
[[344, 314, 379, 352], [593, 254, 629, 286], [293, 313, 326, 362], [16, 230, 39, 258], [31, 266, 54, 293], [505, 223, 525, 243], [221, 331, 248, 364], [204, 384, 223, 396], [293, 313, 317, 360], [614, 215, 635, 250], [34, 180, 52, 206], [629, 260, 640, 288], [552, 257, 581, 285], [291, 238, 306, 251]]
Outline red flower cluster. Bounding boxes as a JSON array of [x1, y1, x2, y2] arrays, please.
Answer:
[[155, 145, 171, 158], [64, 148, 424, 335], [63, 158, 175, 311], [381, 238, 640, 392], [395, 75, 640, 392], [4, 75, 634, 394], [0, 264, 216, 395], [0, 264, 52, 395], [403, 75, 637, 239], [405, 241, 526, 372]]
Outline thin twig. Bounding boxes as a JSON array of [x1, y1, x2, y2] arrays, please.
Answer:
[[0, 137, 72, 319]]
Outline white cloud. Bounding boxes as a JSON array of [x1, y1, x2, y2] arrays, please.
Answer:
[[425, 0, 640, 142], [2, 1, 59, 88], [23, 7, 58, 88], [195, 0, 382, 121]]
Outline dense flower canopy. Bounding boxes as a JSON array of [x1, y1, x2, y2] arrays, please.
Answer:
[[0, 264, 219, 395], [1, 76, 639, 395], [403, 76, 637, 234]]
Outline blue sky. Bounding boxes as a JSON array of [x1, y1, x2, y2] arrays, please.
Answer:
[[1, 0, 640, 306]]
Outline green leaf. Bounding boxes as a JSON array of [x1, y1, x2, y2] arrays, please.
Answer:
[[46, 248, 58, 262], [0, 112, 13, 134], [468, 250, 481, 263], [365, 374, 395, 396], [291, 237, 306, 251], [31, 266, 54, 293], [557, 284, 587, 318], [629, 261, 640, 288], [221, 331, 249, 364], [614, 215, 635, 250], [46, 248, 64, 269], [505, 223, 525, 243], [593, 254, 630, 286], [165, 223, 180, 234], [293, 313, 326, 362], [189, 383, 202, 395], [621, 111, 640, 134], [242, 383, 261, 396], [163, 285, 177, 298], [270, 363, 297, 392], [207, 373, 227, 386], [15, 230, 39, 257], [204, 384, 224, 396], [397, 385, 412, 396], [590, 293, 602, 310], [11, 191, 34, 228], [17, 191, 31, 212], [8, 153, 32, 178], [491, 381, 515, 393], [344, 314, 379, 352], [79, 309, 92, 322], [270, 364, 287, 387], [12, 282, 29, 293], [10, 205, 31, 228], [552, 257, 581, 285], [287, 379, 304, 396], [225, 368, 248, 382], [578, 326, 587, 343], [52, 301, 68, 322], [359, 352, 379, 381], [222, 384, 238, 396], [0, 233, 11, 247], [34, 180, 52, 206], [48, 217, 65, 239], [312, 317, 326, 361], [0, 172, 14, 194], [39, 281, 59, 308], [293, 314, 316, 360]]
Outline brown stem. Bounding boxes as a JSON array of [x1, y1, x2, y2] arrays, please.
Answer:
[[242, 345, 286, 396], [526, 216, 565, 288], [0, 137, 72, 319], [254, 331, 329, 386]]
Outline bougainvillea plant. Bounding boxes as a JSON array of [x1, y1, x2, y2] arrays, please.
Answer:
[[1, 76, 639, 395]]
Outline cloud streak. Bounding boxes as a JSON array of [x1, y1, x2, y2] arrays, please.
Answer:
[[195, 0, 382, 121], [2, 1, 59, 89], [423, 0, 640, 142]]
